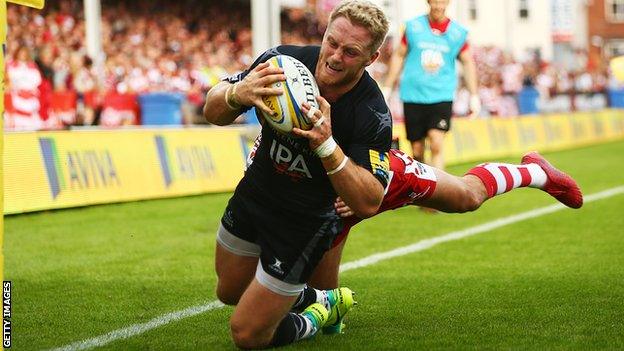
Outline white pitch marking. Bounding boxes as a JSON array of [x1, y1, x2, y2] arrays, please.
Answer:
[[49, 301, 225, 351], [340, 185, 624, 272], [50, 186, 624, 351]]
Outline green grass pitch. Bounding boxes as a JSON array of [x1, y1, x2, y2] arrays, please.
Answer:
[[5, 140, 624, 350]]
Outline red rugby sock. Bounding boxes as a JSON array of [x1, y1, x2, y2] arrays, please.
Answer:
[[466, 162, 546, 198]]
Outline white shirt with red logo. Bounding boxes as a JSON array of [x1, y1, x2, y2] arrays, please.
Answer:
[[5, 60, 43, 131]]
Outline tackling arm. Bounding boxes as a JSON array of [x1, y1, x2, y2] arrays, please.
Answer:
[[322, 148, 384, 218]]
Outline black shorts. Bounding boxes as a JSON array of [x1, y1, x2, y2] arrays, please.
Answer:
[[403, 102, 453, 141], [218, 184, 341, 291]]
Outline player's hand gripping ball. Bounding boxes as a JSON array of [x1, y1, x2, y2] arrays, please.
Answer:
[[260, 55, 320, 134]]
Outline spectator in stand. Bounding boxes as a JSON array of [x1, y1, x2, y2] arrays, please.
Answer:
[[5, 0, 618, 131], [498, 52, 522, 116], [518, 76, 540, 115], [35, 45, 54, 122], [574, 70, 592, 94], [5, 46, 43, 131], [70, 54, 100, 125], [554, 68, 574, 95], [478, 73, 501, 116], [536, 65, 556, 102]]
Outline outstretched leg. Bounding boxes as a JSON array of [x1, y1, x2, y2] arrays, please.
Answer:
[[415, 168, 487, 213], [416, 151, 583, 212], [465, 151, 583, 208]]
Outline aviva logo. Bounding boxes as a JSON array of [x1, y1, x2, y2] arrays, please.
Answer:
[[154, 135, 216, 187], [39, 137, 121, 199]]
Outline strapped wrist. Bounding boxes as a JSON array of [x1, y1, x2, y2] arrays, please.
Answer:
[[225, 83, 242, 110], [314, 137, 337, 158]]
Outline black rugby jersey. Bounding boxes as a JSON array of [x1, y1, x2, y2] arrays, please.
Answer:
[[226, 45, 392, 212]]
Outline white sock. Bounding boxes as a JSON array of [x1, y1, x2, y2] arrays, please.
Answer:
[[315, 289, 331, 311], [524, 163, 547, 188], [298, 314, 317, 339]]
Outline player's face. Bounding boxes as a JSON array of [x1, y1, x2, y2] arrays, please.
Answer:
[[428, 0, 449, 21], [316, 16, 379, 93]]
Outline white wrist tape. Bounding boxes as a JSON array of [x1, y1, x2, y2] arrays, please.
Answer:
[[225, 83, 242, 110], [327, 156, 349, 175], [313, 116, 326, 128], [314, 137, 337, 158]]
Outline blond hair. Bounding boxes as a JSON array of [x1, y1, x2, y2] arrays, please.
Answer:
[[329, 0, 389, 53]]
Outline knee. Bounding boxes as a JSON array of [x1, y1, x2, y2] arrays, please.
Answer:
[[444, 185, 482, 213], [457, 187, 482, 213], [230, 318, 271, 349], [216, 285, 242, 306]]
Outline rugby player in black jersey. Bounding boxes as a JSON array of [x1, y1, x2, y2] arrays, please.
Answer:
[[202, 1, 391, 348]]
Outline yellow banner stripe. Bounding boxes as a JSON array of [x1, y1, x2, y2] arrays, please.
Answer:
[[7, 0, 44, 9]]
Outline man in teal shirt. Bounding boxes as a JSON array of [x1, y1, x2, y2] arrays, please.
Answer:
[[383, 0, 480, 172]]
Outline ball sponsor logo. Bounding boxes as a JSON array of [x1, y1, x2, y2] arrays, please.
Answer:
[[261, 55, 320, 134]]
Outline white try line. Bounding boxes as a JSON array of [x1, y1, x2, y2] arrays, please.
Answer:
[[50, 185, 624, 351]]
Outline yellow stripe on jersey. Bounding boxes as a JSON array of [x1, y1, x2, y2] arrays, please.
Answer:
[[369, 150, 390, 184]]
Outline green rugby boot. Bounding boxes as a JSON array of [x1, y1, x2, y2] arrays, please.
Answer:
[[301, 302, 329, 337], [322, 287, 356, 334]]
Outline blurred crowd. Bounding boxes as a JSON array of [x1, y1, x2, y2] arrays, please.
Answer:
[[6, 0, 258, 128], [4, 0, 623, 130], [465, 46, 617, 117]]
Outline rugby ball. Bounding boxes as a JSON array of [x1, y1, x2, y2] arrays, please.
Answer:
[[260, 55, 320, 133]]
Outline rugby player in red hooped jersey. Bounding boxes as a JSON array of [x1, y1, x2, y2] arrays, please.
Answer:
[[306, 148, 584, 291]]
